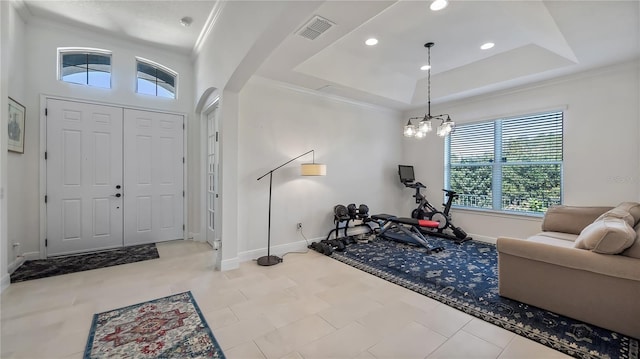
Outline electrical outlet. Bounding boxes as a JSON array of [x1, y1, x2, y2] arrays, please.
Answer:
[[296, 222, 303, 231]]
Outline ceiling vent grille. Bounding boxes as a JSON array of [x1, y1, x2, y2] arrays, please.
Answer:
[[296, 15, 335, 40]]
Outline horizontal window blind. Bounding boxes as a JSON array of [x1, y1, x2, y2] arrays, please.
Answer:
[[446, 110, 563, 214], [449, 122, 494, 164], [502, 111, 563, 162]]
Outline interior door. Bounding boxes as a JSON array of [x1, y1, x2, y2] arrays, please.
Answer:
[[46, 99, 124, 256], [123, 109, 184, 245], [206, 107, 219, 247]]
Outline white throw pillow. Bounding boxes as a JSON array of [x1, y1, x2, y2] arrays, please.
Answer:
[[615, 202, 640, 226], [574, 217, 636, 254], [596, 207, 635, 227]]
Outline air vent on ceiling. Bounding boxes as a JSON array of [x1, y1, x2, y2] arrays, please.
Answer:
[[296, 15, 335, 40]]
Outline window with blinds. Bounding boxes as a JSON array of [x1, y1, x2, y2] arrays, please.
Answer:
[[59, 49, 112, 88], [445, 111, 563, 214], [136, 58, 177, 99]]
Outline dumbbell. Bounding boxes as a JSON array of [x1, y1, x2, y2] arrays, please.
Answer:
[[325, 239, 345, 252], [309, 242, 334, 255]]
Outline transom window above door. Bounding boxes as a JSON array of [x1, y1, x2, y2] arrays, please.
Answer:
[[136, 58, 177, 99], [58, 48, 112, 88]]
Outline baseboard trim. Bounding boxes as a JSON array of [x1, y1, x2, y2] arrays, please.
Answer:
[[469, 233, 497, 244], [8, 256, 26, 274], [220, 257, 239, 271], [237, 237, 321, 264], [1, 273, 10, 293], [189, 232, 201, 242], [23, 251, 41, 261], [7, 251, 40, 275]]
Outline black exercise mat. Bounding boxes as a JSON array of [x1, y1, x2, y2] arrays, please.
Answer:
[[10, 244, 159, 283]]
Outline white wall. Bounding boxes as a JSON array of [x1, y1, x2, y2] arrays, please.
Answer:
[[0, 1, 14, 291], [402, 61, 640, 241], [2, 2, 27, 288], [193, 1, 321, 268], [8, 16, 195, 259], [237, 77, 403, 258]]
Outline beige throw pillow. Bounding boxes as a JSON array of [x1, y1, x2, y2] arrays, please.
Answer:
[[574, 217, 636, 254], [622, 224, 640, 259], [596, 207, 635, 227], [615, 202, 640, 226]]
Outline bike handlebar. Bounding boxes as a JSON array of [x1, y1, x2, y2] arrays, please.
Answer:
[[405, 181, 426, 189]]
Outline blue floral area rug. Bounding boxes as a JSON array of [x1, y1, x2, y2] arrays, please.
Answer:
[[84, 291, 225, 359], [330, 238, 638, 359]]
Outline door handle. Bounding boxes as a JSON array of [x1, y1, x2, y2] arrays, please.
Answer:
[[112, 193, 122, 198]]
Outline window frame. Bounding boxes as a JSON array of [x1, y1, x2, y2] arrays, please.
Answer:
[[444, 110, 564, 216], [135, 57, 178, 99], [58, 47, 113, 89]]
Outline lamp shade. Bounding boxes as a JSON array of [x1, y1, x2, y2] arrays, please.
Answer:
[[301, 163, 326, 176]]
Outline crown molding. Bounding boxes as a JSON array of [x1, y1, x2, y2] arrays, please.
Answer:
[[192, 0, 226, 57], [249, 76, 401, 115]]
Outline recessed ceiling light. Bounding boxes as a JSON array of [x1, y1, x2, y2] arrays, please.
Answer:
[[480, 42, 495, 50], [430, 0, 448, 11], [180, 16, 193, 27], [365, 38, 378, 46], [420, 65, 431, 71]]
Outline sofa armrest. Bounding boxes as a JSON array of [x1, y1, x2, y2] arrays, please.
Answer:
[[497, 237, 640, 281], [541, 205, 613, 234]]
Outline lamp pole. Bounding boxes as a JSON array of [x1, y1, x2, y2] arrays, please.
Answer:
[[256, 150, 316, 266]]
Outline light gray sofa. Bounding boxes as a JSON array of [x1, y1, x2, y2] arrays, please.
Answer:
[[497, 203, 640, 339]]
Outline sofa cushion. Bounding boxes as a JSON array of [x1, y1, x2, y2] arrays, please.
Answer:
[[528, 233, 576, 248], [596, 207, 635, 227], [614, 202, 640, 226], [541, 205, 612, 235], [622, 224, 640, 259], [575, 217, 636, 254]]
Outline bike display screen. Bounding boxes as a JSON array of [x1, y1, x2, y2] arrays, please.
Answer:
[[398, 165, 415, 183]]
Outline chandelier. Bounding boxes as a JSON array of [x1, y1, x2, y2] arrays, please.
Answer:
[[404, 42, 455, 138]]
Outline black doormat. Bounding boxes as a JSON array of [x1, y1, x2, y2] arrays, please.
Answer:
[[329, 237, 638, 359], [10, 244, 160, 283]]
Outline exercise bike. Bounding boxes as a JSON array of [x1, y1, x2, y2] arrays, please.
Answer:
[[399, 165, 470, 244]]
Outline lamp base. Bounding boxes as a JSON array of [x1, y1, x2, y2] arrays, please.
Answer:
[[256, 255, 282, 266]]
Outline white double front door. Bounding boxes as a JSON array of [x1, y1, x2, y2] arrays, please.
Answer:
[[46, 99, 184, 256]]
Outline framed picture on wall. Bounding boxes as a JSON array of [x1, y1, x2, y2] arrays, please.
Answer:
[[8, 97, 25, 154]]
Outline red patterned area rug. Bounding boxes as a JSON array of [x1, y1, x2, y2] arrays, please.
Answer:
[[84, 291, 225, 359]]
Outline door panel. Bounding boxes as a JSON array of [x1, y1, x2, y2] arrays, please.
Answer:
[[123, 109, 184, 245], [47, 99, 123, 256], [206, 108, 219, 247]]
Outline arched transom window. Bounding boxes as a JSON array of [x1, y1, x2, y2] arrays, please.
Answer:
[[136, 57, 177, 99], [58, 48, 112, 88]]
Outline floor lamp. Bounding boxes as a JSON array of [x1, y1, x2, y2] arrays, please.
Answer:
[[256, 150, 327, 266]]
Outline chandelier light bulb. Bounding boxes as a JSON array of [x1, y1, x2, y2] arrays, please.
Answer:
[[404, 121, 416, 137], [418, 119, 432, 133], [420, 64, 431, 71], [365, 38, 379, 46]]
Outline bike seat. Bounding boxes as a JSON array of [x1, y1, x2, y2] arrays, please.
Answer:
[[442, 188, 457, 195]]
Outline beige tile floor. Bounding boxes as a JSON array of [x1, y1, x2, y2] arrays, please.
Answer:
[[0, 240, 571, 359]]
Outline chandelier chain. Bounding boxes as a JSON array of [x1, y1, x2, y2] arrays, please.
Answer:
[[404, 41, 454, 138], [427, 45, 431, 117]]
